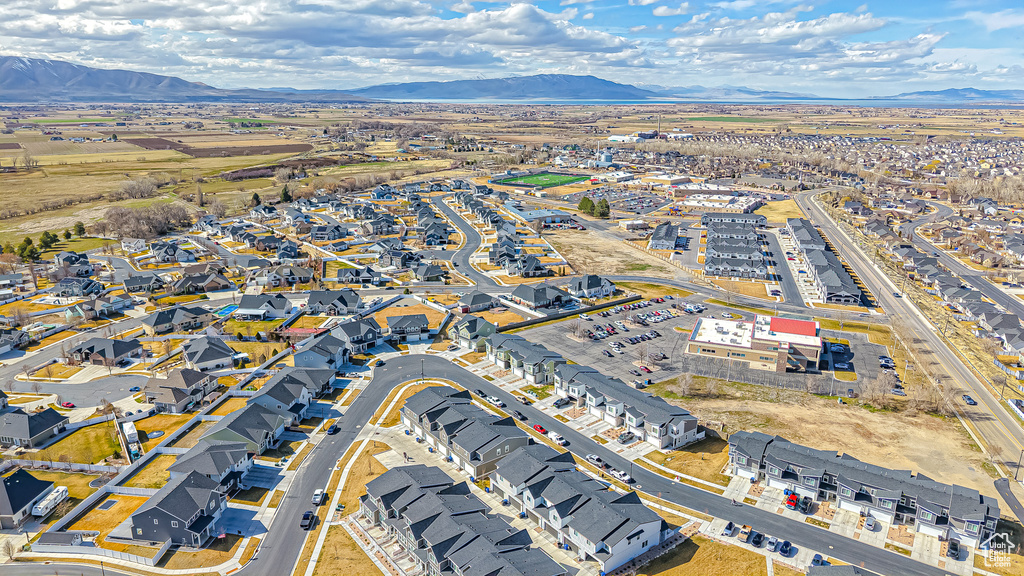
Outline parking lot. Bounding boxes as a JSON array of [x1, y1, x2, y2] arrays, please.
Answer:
[[517, 296, 888, 394], [561, 187, 672, 215], [772, 229, 823, 303]]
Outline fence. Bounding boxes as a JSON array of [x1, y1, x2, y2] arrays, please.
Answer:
[[30, 539, 173, 566], [496, 295, 642, 333], [669, 353, 833, 393], [4, 459, 123, 474], [1009, 399, 1024, 421]]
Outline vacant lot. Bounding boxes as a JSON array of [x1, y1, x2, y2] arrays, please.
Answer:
[[649, 377, 997, 498], [754, 200, 804, 223], [313, 526, 383, 576], [644, 437, 731, 486], [638, 534, 768, 576], [547, 229, 680, 279]]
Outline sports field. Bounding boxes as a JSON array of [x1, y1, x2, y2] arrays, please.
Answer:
[[495, 172, 588, 188]]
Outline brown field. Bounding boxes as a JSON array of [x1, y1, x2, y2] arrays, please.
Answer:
[[373, 301, 449, 330], [0, 142, 22, 150], [547, 229, 680, 279], [127, 137, 312, 158]]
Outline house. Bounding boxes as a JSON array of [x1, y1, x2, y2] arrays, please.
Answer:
[[648, 222, 679, 250], [485, 334, 565, 385], [457, 291, 496, 313], [141, 305, 214, 335], [446, 315, 496, 350], [52, 277, 102, 297], [201, 403, 289, 454], [0, 469, 55, 529], [306, 289, 362, 315], [566, 275, 615, 299], [54, 251, 88, 268], [0, 392, 68, 449], [283, 208, 309, 225], [249, 265, 312, 288], [400, 386, 531, 477], [336, 266, 385, 286], [728, 432, 1001, 548], [504, 255, 549, 278], [167, 439, 253, 492], [700, 212, 767, 226], [172, 273, 233, 294], [64, 294, 132, 322], [150, 241, 196, 263], [121, 238, 147, 253], [310, 225, 346, 242], [123, 273, 165, 294], [370, 184, 395, 200], [254, 235, 284, 252], [250, 204, 277, 220], [0, 328, 30, 354], [276, 240, 301, 260], [64, 337, 144, 367], [378, 250, 417, 269], [182, 336, 236, 371], [128, 471, 227, 546], [292, 333, 349, 370], [145, 368, 218, 414], [248, 374, 313, 423], [332, 317, 383, 353], [263, 367, 336, 399], [492, 444, 669, 573], [412, 263, 446, 282], [509, 284, 569, 310], [235, 294, 292, 320], [386, 314, 430, 342], [360, 465, 567, 576]]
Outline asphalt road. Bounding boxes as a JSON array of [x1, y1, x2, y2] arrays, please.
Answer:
[[762, 231, 804, 306], [796, 192, 1024, 521], [430, 195, 498, 287]]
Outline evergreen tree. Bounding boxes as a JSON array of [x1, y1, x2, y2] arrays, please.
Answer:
[[73, 221, 86, 236], [251, 192, 262, 206], [594, 199, 611, 218], [280, 186, 292, 203], [63, 229, 72, 240], [577, 196, 595, 215]]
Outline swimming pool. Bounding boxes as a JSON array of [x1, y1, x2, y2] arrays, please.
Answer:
[[215, 304, 238, 317]]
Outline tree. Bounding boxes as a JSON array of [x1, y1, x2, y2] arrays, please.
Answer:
[[0, 253, 18, 274], [594, 199, 611, 218], [2, 537, 15, 560], [251, 192, 262, 207], [209, 199, 228, 218], [671, 373, 693, 397], [73, 221, 86, 236], [577, 196, 595, 215], [63, 229, 72, 240], [280, 185, 292, 203]]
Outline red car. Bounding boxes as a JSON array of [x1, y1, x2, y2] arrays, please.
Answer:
[[640, 366, 652, 374], [785, 493, 799, 510], [533, 424, 547, 434], [61, 402, 75, 408]]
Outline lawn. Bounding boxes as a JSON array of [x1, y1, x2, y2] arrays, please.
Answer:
[[615, 281, 693, 299], [372, 301, 448, 330], [23, 330, 77, 352], [312, 526, 383, 576], [38, 236, 115, 260], [210, 397, 249, 416], [494, 172, 588, 188], [68, 494, 152, 551], [227, 341, 285, 362], [636, 534, 767, 576], [476, 308, 525, 327], [521, 385, 553, 400], [260, 439, 304, 462], [31, 364, 84, 380], [40, 420, 119, 464], [170, 420, 216, 449], [291, 315, 332, 329], [157, 533, 245, 570], [124, 454, 178, 488], [223, 318, 286, 336], [2, 468, 99, 500], [753, 200, 804, 223], [704, 299, 774, 315], [337, 440, 390, 515], [232, 486, 270, 506], [642, 437, 732, 486], [135, 413, 195, 452]]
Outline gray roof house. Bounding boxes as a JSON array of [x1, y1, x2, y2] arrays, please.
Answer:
[[0, 392, 68, 449], [150, 241, 196, 263], [331, 317, 383, 353], [141, 305, 215, 336], [509, 284, 569, 310], [306, 289, 362, 315], [458, 291, 496, 313], [492, 444, 669, 573], [64, 337, 144, 367], [292, 333, 349, 370], [235, 293, 292, 320], [52, 277, 102, 297], [648, 222, 679, 250], [145, 368, 217, 414], [167, 439, 253, 492], [566, 275, 615, 299], [248, 374, 313, 423], [0, 469, 54, 529], [447, 315, 497, 350], [123, 273, 166, 293], [262, 367, 336, 398], [484, 334, 565, 385], [201, 403, 289, 454], [128, 471, 227, 546], [182, 336, 236, 371], [386, 314, 431, 343], [336, 266, 385, 286]]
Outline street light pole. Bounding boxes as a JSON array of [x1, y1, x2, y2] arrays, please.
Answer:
[[1015, 449, 1023, 482]]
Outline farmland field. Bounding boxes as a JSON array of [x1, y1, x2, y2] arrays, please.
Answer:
[[493, 172, 588, 188]]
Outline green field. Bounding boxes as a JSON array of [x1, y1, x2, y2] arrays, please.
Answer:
[[686, 116, 784, 123], [495, 172, 588, 188]]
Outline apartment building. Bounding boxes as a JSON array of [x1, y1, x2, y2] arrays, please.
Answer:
[[685, 315, 822, 372], [728, 432, 1000, 548], [492, 444, 671, 573], [484, 334, 565, 385], [787, 218, 862, 305]]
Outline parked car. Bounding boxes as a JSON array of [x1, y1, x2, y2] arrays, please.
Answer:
[[374, 359, 385, 367], [129, 386, 141, 392], [487, 396, 505, 408], [737, 525, 752, 543], [962, 394, 977, 406], [766, 536, 779, 552], [533, 424, 547, 434], [547, 431, 566, 446], [784, 493, 799, 510], [474, 389, 486, 397], [778, 540, 792, 557], [799, 496, 812, 514], [891, 388, 907, 396], [947, 539, 961, 559], [811, 554, 824, 566], [312, 489, 326, 505], [585, 454, 604, 467], [750, 532, 764, 547], [629, 369, 641, 376], [639, 366, 652, 374], [300, 511, 315, 529], [617, 431, 635, 444], [579, 313, 591, 320], [834, 362, 850, 370], [609, 469, 632, 483], [721, 521, 735, 537], [552, 397, 571, 408], [517, 396, 531, 405], [864, 516, 876, 532], [603, 350, 614, 358], [61, 402, 75, 408]]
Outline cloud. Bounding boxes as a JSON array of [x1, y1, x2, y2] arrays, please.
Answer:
[[653, 3, 689, 17], [450, 1, 475, 13], [560, 0, 594, 4], [629, 24, 648, 32], [628, 0, 658, 5], [582, 12, 594, 20], [964, 9, 1024, 31]]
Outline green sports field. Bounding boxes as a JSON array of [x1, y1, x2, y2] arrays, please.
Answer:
[[495, 172, 589, 188]]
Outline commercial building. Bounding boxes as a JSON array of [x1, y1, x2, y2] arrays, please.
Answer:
[[728, 432, 1001, 548], [647, 222, 679, 250], [685, 315, 822, 372]]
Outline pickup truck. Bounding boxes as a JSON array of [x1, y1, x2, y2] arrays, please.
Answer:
[[738, 525, 753, 543]]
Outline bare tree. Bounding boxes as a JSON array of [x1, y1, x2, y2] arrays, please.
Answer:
[[30, 381, 41, 395], [2, 538, 15, 560], [671, 373, 693, 397], [3, 380, 13, 393], [637, 342, 649, 367]]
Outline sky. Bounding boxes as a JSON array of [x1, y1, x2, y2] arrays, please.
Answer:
[[1, 0, 1022, 97]]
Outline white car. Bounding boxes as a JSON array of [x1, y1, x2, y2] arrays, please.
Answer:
[[312, 489, 326, 505], [579, 313, 591, 320], [487, 396, 505, 408], [609, 469, 632, 483], [547, 431, 566, 446]]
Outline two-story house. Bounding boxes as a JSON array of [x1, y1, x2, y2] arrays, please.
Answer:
[[129, 471, 227, 546]]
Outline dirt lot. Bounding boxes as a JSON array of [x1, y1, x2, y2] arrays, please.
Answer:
[[547, 229, 681, 279], [650, 378, 998, 499], [127, 137, 312, 158]]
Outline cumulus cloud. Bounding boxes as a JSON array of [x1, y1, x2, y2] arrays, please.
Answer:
[[653, 3, 689, 16], [582, 12, 594, 20]]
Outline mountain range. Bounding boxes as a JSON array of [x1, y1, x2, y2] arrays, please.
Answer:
[[1, 56, 1022, 104]]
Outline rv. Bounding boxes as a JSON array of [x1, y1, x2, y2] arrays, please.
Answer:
[[31, 486, 68, 518]]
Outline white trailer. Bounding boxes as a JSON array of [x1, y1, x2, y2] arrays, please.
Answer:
[[31, 485, 68, 517]]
